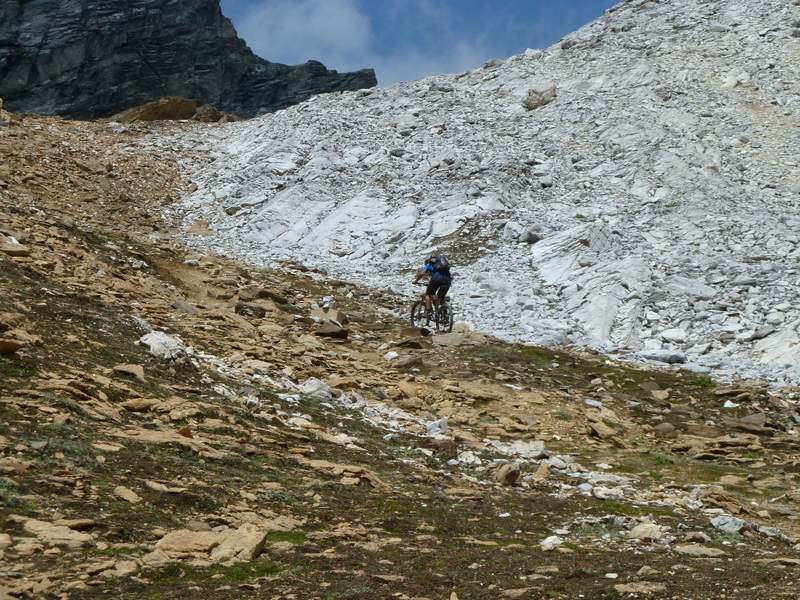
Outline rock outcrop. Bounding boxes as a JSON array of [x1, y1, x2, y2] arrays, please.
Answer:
[[0, 0, 376, 119]]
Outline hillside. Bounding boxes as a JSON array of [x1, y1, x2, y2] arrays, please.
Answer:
[[154, 0, 800, 385], [1, 102, 800, 599], [0, 0, 376, 119]]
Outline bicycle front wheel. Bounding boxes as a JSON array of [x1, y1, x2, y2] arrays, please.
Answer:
[[410, 301, 427, 327]]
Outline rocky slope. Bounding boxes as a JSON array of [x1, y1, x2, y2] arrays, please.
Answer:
[[0, 0, 376, 119], [152, 0, 800, 385], [3, 106, 800, 599]]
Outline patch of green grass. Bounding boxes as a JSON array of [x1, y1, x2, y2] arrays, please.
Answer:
[[554, 410, 573, 422], [265, 531, 307, 545], [91, 545, 144, 557], [327, 586, 375, 599], [276, 303, 300, 314], [0, 478, 21, 508], [149, 558, 284, 586], [595, 500, 654, 518], [649, 451, 684, 466], [690, 374, 716, 389], [713, 531, 744, 545]]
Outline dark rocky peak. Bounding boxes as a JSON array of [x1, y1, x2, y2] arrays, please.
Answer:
[[0, 0, 377, 119]]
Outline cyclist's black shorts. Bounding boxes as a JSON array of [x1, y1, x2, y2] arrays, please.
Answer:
[[426, 274, 451, 301]]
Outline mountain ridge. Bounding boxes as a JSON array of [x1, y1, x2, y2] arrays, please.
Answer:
[[0, 0, 377, 118]]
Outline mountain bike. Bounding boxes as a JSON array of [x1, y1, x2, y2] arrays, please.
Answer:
[[410, 283, 454, 333]]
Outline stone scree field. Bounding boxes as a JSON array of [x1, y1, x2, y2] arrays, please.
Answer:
[[149, 0, 800, 386]]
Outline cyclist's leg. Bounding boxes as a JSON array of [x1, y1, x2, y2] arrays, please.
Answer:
[[425, 277, 441, 313], [437, 281, 451, 304]]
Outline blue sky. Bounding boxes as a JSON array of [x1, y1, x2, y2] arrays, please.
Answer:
[[220, 0, 618, 85]]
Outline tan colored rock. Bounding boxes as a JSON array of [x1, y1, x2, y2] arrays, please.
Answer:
[[91, 442, 124, 453], [532, 462, 550, 481], [113, 428, 229, 460], [674, 544, 726, 558], [315, 322, 349, 339], [109, 559, 138, 577], [188, 219, 214, 236], [311, 307, 348, 324], [588, 421, 617, 439], [629, 523, 662, 542], [54, 518, 96, 531], [0, 243, 31, 257], [492, 463, 521, 486], [146, 480, 188, 494], [209, 524, 268, 563], [501, 589, 531, 599], [614, 583, 666, 595], [111, 97, 199, 123], [0, 456, 32, 474], [23, 519, 94, 548], [113, 363, 146, 383], [653, 422, 677, 438], [155, 529, 224, 555], [114, 485, 143, 504], [0, 338, 25, 354], [121, 398, 161, 412]]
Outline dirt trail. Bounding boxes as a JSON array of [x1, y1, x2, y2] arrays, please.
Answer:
[[1, 111, 799, 599]]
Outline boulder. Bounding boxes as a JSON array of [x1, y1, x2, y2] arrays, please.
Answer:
[[208, 524, 268, 562], [0, 339, 24, 355], [138, 331, 188, 360], [235, 302, 268, 319], [674, 544, 726, 558], [155, 529, 224, 555], [23, 519, 94, 548], [113, 363, 146, 383], [111, 97, 199, 122], [315, 322, 349, 340], [523, 81, 558, 110], [629, 523, 663, 542], [492, 463, 521, 486], [0, 243, 30, 257]]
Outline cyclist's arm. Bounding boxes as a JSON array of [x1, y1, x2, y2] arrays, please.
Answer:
[[412, 264, 432, 283]]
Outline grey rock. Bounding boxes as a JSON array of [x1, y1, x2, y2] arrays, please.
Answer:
[[639, 350, 687, 364], [522, 81, 557, 110], [710, 515, 746, 534], [0, 0, 376, 118]]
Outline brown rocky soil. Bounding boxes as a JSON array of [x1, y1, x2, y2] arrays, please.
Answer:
[[109, 97, 240, 124], [1, 109, 799, 599]]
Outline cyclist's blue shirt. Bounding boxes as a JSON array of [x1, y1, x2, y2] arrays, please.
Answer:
[[424, 263, 450, 281]]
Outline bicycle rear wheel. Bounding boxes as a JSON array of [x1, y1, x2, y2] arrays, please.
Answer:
[[437, 302, 454, 333], [410, 301, 427, 327]]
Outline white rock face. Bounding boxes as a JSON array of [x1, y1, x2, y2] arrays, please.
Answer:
[[154, 0, 800, 384]]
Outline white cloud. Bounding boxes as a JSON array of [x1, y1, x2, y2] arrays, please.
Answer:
[[236, 0, 500, 85], [371, 41, 493, 86], [238, 0, 373, 69]]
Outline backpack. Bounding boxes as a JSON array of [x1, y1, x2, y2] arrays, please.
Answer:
[[431, 255, 451, 275]]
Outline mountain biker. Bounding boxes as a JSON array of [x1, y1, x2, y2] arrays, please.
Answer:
[[412, 255, 452, 317]]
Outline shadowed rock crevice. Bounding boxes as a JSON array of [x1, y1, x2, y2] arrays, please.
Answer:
[[0, 0, 377, 119]]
